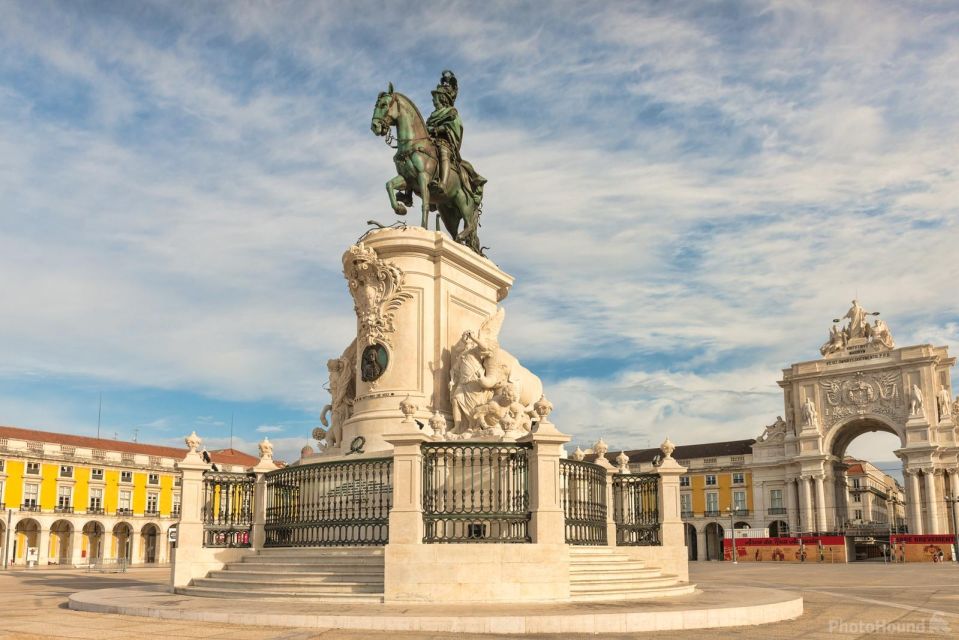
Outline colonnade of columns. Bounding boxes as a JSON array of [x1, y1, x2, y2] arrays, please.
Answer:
[[3, 521, 170, 565], [903, 467, 959, 535]]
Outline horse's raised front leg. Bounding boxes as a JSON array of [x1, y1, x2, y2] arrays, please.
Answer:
[[417, 171, 431, 228], [386, 175, 407, 216]]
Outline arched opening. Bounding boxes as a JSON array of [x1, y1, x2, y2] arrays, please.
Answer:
[[734, 521, 750, 529], [140, 524, 160, 564], [683, 523, 697, 561], [113, 522, 133, 562], [82, 521, 104, 562], [49, 520, 73, 564], [14, 519, 41, 564], [827, 418, 906, 533], [704, 522, 724, 561], [768, 520, 789, 537]]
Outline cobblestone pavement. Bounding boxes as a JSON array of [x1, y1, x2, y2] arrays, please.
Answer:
[[2, 562, 959, 639]]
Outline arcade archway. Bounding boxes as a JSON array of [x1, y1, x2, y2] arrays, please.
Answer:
[[82, 521, 104, 562], [683, 523, 697, 561], [49, 520, 73, 564], [704, 522, 724, 560]]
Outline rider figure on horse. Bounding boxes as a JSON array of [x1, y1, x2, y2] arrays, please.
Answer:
[[426, 71, 486, 205]]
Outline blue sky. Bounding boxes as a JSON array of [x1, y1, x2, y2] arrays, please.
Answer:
[[1, 1, 958, 464]]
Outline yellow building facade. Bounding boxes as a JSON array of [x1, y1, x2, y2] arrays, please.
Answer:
[[0, 426, 257, 566]]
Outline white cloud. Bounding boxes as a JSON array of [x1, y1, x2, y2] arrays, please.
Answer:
[[255, 425, 285, 434]]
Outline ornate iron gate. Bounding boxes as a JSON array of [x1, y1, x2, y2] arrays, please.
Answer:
[[422, 442, 531, 543], [559, 458, 607, 545], [612, 473, 661, 545]]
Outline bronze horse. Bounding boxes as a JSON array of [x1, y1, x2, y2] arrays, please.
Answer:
[[370, 84, 481, 253]]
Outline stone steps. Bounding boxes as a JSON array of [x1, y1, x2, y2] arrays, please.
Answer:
[[177, 585, 383, 603], [568, 547, 695, 601], [179, 546, 386, 601]]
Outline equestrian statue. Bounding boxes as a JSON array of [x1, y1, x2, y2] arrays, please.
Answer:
[[370, 70, 487, 255]]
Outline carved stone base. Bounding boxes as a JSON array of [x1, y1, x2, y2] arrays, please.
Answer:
[[314, 226, 514, 458]]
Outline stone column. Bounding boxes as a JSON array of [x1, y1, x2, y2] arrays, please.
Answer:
[[382, 427, 430, 545], [785, 478, 799, 534], [905, 469, 923, 535], [250, 441, 279, 550], [696, 528, 707, 561], [814, 475, 828, 533], [517, 399, 571, 545], [37, 528, 50, 566], [925, 470, 942, 534], [171, 432, 212, 588], [656, 438, 687, 548], [798, 476, 813, 534], [70, 529, 85, 566]]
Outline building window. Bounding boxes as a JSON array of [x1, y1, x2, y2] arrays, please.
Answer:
[[120, 471, 133, 483], [174, 477, 182, 487], [853, 493, 861, 503], [89, 487, 103, 511], [0, 459, 4, 471], [0, 479, 4, 504], [680, 493, 692, 515], [732, 472, 745, 485], [57, 485, 72, 509], [851, 478, 861, 488], [854, 509, 863, 520], [733, 490, 747, 512], [172, 493, 181, 516], [25, 462, 40, 475], [146, 493, 159, 514], [679, 475, 690, 487], [59, 465, 73, 478], [23, 483, 39, 508], [148, 473, 159, 485], [770, 489, 783, 509], [705, 474, 717, 486], [706, 492, 719, 514], [118, 490, 132, 514], [91, 468, 104, 480]]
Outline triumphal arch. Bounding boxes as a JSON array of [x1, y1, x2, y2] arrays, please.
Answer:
[[754, 300, 959, 535]]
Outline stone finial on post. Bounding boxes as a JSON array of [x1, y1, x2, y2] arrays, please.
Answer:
[[518, 395, 570, 545], [615, 451, 630, 473], [400, 395, 418, 424], [655, 436, 686, 547], [171, 431, 212, 589]]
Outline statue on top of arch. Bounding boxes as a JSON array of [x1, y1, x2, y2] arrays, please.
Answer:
[[819, 299, 895, 358]]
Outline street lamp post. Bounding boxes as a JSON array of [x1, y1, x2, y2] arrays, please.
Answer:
[[946, 495, 959, 563], [727, 508, 738, 564]]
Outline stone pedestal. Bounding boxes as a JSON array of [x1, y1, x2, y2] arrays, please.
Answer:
[[316, 227, 514, 457]]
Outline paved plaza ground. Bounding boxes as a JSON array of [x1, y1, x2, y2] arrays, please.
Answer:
[[1, 562, 958, 639]]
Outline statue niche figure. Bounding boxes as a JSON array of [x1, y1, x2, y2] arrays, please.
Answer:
[[320, 340, 357, 448], [370, 71, 487, 255]]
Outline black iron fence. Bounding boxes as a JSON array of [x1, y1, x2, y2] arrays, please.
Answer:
[[612, 473, 660, 545], [422, 442, 531, 543], [202, 471, 255, 548], [264, 457, 392, 547], [559, 458, 607, 545]]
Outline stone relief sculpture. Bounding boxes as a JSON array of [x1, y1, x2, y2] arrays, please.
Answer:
[[909, 383, 924, 417], [819, 372, 902, 427], [343, 243, 413, 347], [819, 300, 895, 358], [448, 307, 543, 439], [953, 395, 959, 420], [936, 386, 952, 422], [320, 339, 357, 449]]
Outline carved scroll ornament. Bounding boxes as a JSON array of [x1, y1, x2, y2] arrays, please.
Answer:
[[343, 243, 413, 346], [819, 371, 904, 427]]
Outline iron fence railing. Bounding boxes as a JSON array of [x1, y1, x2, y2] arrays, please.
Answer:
[[421, 442, 531, 543], [559, 458, 607, 545], [202, 471, 255, 548], [612, 473, 660, 546], [264, 457, 392, 547]]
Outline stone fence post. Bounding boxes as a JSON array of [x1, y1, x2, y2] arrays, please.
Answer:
[[251, 438, 279, 550], [656, 437, 686, 547], [518, 396, 570, 545], [383, 420, 430, 545], [171, 431, 211, 589], [590, 441, 618, 546]]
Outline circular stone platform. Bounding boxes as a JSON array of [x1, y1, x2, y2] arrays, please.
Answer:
[[69, 585, 802, 634]]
